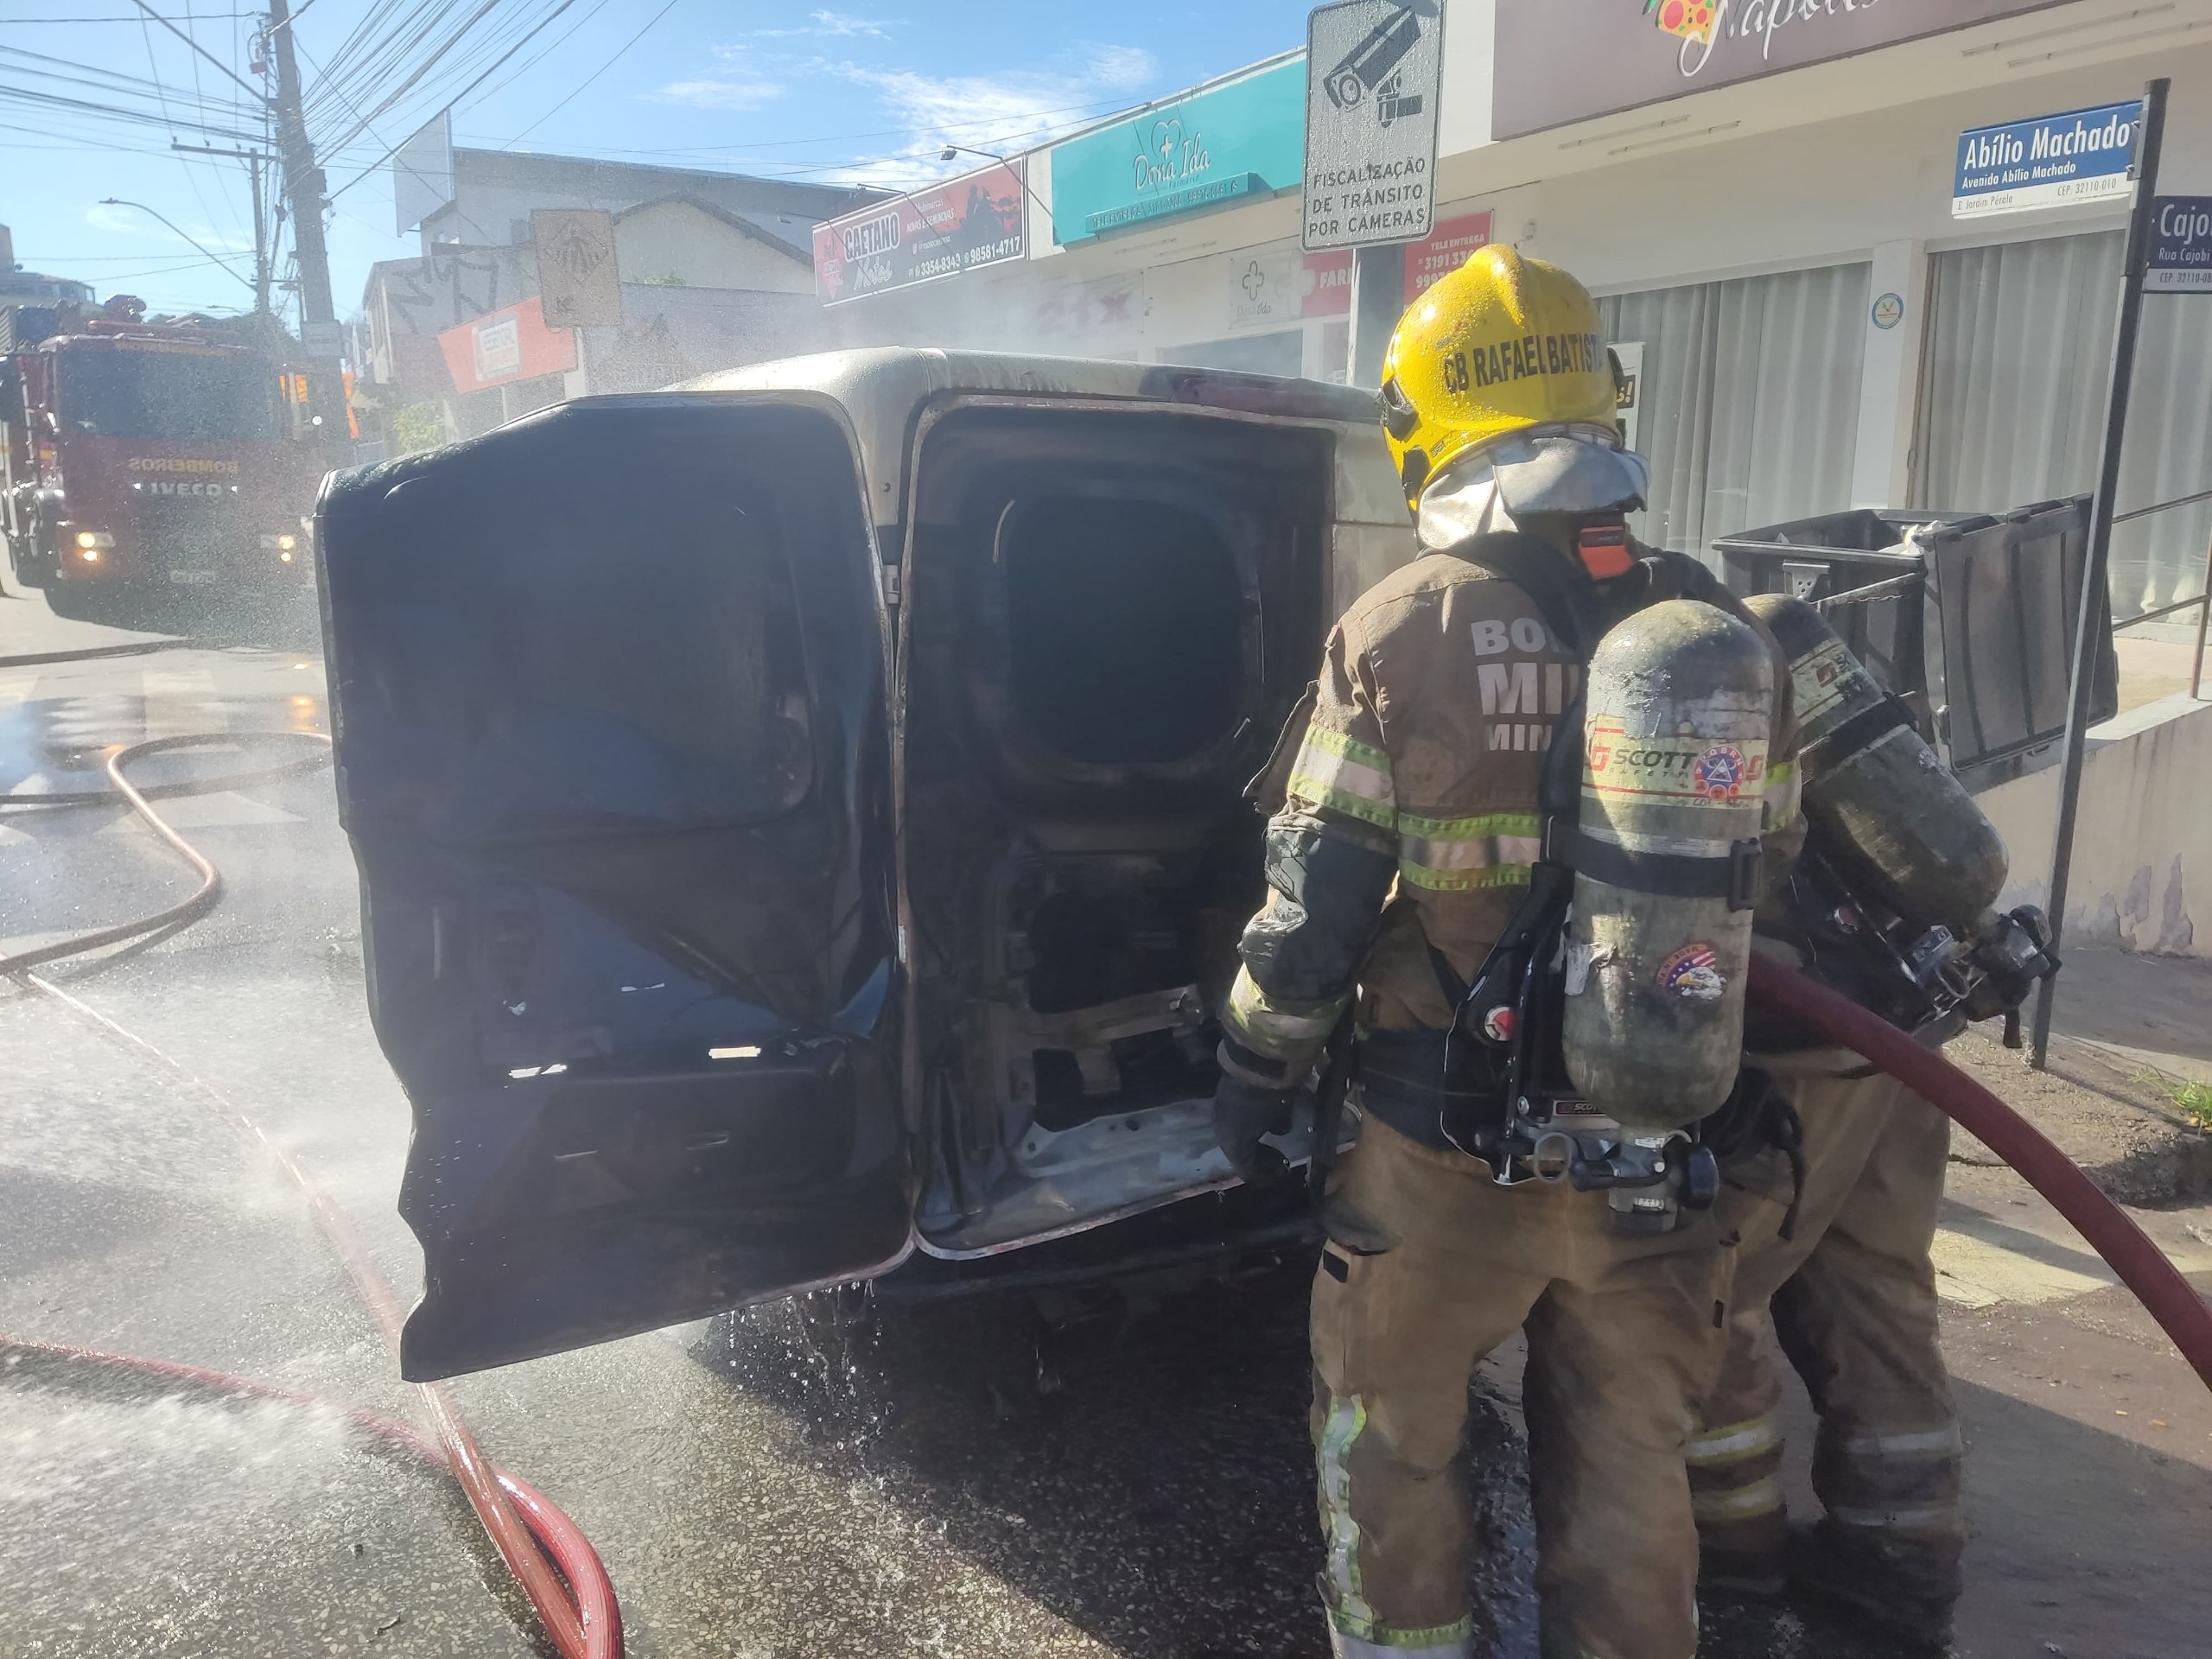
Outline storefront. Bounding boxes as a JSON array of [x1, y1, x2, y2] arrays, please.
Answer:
[[1483, 0, 2212, 612], [818, 0, 2212, 609], [1046, 56, 1329, 376]]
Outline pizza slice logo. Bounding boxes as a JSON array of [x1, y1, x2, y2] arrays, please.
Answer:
[[1643, 0, 1717, 43]]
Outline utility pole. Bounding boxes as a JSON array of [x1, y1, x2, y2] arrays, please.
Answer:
[[249, 152, 270, 319], [172, 142, 274, 317], [264, 0, 344, 434], [266, 0, 331, 339]]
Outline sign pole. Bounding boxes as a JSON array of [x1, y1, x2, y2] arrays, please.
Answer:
[[1349, 244, 1406, 387], [2029, 76, 2169, 1071]]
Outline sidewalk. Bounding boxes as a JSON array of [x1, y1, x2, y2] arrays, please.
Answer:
[[0, 583, 178, 662], [1944, 948, 2212, 1210], [2113, 631, 2206, 715], [2043, 943, 2212, 1084]]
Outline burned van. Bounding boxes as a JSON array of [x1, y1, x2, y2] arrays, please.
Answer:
[[316, 348, 1415, 1380]]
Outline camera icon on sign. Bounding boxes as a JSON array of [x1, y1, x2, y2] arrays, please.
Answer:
[[1325, 9, 1421, 111]]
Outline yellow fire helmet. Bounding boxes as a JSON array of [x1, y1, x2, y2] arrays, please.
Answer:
[[1380, 244, 1646, 517]]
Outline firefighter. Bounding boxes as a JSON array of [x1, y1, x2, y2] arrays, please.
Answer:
[[1688, 1051, 1962, 1652], [1688, 597, 2009, 1650], [1212, 245, 1800, 1659]]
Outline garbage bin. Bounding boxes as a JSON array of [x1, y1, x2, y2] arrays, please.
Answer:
[[1713, 496, 2119, 781]]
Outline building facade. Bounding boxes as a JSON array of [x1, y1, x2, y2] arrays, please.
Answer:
[[823, 0, 2212, 620], [354, 149, 879, 454]]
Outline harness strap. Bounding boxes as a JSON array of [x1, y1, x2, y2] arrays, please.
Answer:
[[1452, 531, 1608, 660], [1568, 829, 1766, 910], [1802, 693, 1916, 777]]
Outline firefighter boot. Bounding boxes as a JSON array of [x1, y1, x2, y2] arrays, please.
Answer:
[[1786, 1516, 1959, 1654]]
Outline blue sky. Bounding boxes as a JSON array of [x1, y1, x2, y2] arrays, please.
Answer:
[[1, 1, 1315, 323]]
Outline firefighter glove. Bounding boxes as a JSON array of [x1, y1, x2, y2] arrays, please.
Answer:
[[1214, 1073, 1297, 1186]]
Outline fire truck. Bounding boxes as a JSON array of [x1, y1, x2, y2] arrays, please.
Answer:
[[2, 296, 329, 620]]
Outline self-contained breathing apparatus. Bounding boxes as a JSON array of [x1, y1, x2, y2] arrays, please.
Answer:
[[1408, 531, 1769, 1235], [1316, 541, 2059, 1239], [1745, 593, 2059, 1049]]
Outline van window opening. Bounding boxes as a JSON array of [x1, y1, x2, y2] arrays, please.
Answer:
[[1004, 494, 1246, 766]]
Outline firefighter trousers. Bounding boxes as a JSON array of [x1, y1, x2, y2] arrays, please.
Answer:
[[1311, 1114, 1736, 1659], [1690, 1065, 1963, 1608]]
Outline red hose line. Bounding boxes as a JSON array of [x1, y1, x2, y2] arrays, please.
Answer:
[[3, 652, 623, 1652], [0, 1335, 619, 1659], [0, 733, 331, 974], [499, 1471, 625, 1659], [1749, 956, 2212, 1393], [16, 970, 624, 1659]]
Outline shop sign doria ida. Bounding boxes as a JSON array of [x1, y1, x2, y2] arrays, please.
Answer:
[[1050, 60, 1305, 244]]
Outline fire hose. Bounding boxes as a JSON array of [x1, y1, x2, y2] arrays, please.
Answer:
[[0, 1334, 618, 1657], [6, 655, 2205, 1640], [0, 719, 625, 1658], [1748, 955, 2212, 1393]]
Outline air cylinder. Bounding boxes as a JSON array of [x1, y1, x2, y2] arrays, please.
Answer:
[[1745, 593, 2007, 929], [1563, 600, 1772, 1130]]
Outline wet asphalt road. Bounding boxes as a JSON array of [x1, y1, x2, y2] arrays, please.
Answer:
[[3, 582, 2206, 1658]]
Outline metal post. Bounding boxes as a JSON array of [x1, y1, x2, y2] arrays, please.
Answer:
[[169, 142, 273, 317], [1349, 243, 1406, 391], [249, 154, 270, 319], [2194, 530, 2211, 700], [2031, 77, 2169, 1070]]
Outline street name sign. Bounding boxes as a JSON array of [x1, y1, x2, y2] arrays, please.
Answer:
[[1303, 0, 1444, 251], [2146, 196, 2212, 293], [1953, 101, 2141, 219]]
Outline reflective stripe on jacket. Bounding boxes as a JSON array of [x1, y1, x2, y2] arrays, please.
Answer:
[[1222, 539, 1802, 1082]]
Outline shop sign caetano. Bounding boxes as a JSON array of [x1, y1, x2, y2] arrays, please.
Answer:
[[813, 162, 1027, 303]]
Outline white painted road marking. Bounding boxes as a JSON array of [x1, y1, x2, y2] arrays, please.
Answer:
[[95, 791, 302, 830]]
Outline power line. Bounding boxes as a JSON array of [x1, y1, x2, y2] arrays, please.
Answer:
[[289, 31, 401, 188], [127, 0, 265, 103], [500, 0, 682, 149], [175, 0, 259, 280], [464, 0, 621, 119], [0, 44, 253, 116], [312, 0, 518, 151], [0, 83, 263, 143], [6, 11, 258, 21], [327, 0, 592, 202], [467, 91, 1146, 160]]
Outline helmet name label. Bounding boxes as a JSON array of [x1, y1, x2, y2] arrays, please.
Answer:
[[1449, 331, 1607, 392]]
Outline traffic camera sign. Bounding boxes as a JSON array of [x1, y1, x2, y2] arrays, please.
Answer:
[[1303, 0, 1444, 251]]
